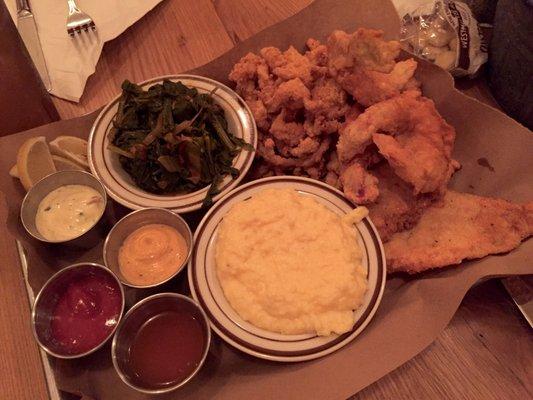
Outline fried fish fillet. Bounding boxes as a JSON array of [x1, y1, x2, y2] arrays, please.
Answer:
[[385, 191, 533, 274]]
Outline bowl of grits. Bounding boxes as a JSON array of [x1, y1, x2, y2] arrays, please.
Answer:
[[103, 208, 193, 288], [20, 170, 107, 244], [188, 176, 387, 362]]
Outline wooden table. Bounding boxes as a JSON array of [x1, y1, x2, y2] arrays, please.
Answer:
[[2, 1, 531, 399]]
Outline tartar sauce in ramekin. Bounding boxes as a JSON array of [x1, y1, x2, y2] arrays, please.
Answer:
[[35, 185, 104, 241]]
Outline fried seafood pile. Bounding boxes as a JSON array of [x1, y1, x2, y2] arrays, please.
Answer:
[[229, 28, 533, 274]]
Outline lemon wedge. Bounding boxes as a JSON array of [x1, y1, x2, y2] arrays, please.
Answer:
[[52, 155, 87, 172], [49, 136, 89, 168], [16, 136, 57, 190], [9, 165, 19, 178]]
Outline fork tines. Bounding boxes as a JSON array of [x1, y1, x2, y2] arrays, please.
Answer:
[[68, 21, 96, 37]]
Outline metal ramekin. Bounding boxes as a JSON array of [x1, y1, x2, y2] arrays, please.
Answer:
[[20, 170, 107, 244], [103, 208, 193, 288], [31, 262, 125, 359], [111, 293, 211, 394]]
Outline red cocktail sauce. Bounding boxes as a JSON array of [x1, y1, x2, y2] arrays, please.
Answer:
[[128, 311, 206, 389], [50, 273, 122, 355]]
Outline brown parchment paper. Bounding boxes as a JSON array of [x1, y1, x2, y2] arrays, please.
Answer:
[[1, 1, 532, 399]]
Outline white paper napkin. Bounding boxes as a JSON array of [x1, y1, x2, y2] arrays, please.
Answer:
[[5, 0, 162, 102]]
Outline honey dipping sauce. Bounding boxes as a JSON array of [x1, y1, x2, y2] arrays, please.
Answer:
[[35, 185, 104, 241], [118, 224, 188, 286], [128, 310, 206, 389]]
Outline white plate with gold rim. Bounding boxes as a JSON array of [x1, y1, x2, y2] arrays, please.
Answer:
[[88, 75, 257, 213], [188, 176, 386, 362]]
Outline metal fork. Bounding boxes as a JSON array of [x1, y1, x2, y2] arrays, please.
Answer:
[[66, 0, 96, 37]]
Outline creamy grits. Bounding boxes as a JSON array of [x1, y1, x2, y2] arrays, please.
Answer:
[[215, 188, 368, 336], [35, 185, 104, 241], [118, 224, 188, 286]]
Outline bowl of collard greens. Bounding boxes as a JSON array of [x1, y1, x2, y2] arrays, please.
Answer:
[[88, 75, 257, 213]]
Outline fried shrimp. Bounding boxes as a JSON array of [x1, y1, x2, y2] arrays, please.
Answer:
[[338, 91, 457, 194], [366, 163, 438, 241], [339, 162, 379, 204], [371, 94, 457, 194]]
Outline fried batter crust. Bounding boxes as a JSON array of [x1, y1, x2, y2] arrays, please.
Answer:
[[385, 191, 533, 273]]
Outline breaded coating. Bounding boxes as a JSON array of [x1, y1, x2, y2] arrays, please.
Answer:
[[327, 29, 417, 106], [386, 191, 533, 273], [339, 59, 418, 106], [246, 99, 269, 131], [269, 109, 306, 146], [305, 38, 328, 71], [339, 162, 379, 204], [338, 91, 457, 194], [366, 163, 437, 241], [269, 78, 310, 113], [260, 46, 314, 86], [304, 77, 348, 118], [327, 29, 400, 73]]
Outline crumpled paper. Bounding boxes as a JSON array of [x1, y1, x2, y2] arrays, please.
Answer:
[[0, 0, 531, 399]]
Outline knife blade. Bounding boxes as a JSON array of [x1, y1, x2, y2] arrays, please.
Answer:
[[502, 276, 533, 329], [16, 0, 51, 92]]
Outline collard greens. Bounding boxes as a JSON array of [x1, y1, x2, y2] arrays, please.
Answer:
[[108, 80, 253, 207]]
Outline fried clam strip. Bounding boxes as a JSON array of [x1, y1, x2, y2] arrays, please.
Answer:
[[258, 136, 331, 171], [268, 78, 310, 113], [260, 46, 314, 87], [385, 191, 533, 274], [228, 52, 273, 130], [230, 38, 347, 181], [304, 77, 348, 117], [269, 108, 306, 148], [338, 91, 458, 195], [305, 38, 328, 74], [304, 77, 349, 137]]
